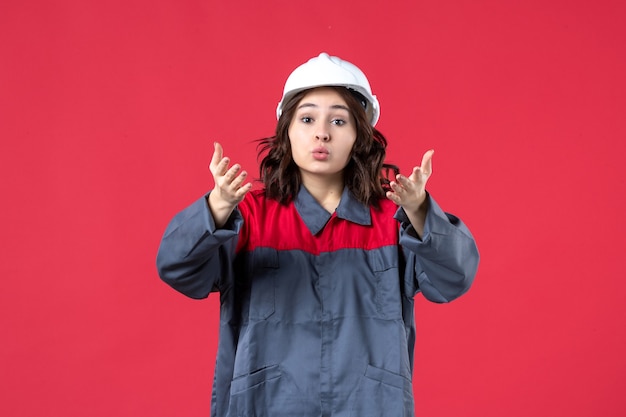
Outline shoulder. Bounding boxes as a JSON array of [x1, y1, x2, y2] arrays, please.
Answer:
[[238, 189, 287, 216], [372, 197, 399, 216], [243, 189, 268, 203], [378, 197, 398, 211], [369, 197, 400, 228]]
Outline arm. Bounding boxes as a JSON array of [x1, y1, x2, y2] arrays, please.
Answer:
[[387, 149, 479, 302], [156, 195, 243, 298], [155, 142, 252, 298], [395, 196, 479, 302]]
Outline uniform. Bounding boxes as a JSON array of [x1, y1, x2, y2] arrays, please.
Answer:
[[156, 186, 479, 416]]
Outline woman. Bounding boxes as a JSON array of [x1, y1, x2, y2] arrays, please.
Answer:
[[157, 52, 479, 417]]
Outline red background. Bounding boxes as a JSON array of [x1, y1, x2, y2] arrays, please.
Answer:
[[1, 1, 625, 416]]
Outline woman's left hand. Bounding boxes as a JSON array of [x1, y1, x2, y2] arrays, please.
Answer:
[[386, 149, 433, 211], [386, 149, 434, 237]]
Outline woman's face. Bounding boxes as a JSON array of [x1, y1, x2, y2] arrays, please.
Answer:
[[288, 87, 357, 183]]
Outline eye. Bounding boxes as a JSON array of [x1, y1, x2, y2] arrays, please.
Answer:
[[331, 118, 346, 126], [300, 116, 313, 123]]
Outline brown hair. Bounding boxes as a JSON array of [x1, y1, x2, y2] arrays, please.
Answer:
[[257, 87, 398, 208]]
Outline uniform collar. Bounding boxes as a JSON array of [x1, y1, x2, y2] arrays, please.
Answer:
[[294, 185, 372, 235]]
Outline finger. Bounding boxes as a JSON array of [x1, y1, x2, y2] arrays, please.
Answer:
[[408, 166, 420, 182], [211, 157, 231, 178], [234, 183, 253, 199], [210, 142, 224, 170], [230, 169, 248, 189], [395, 174, 415, 190], [221, 163, 241, 184], [420, 149, 434, 177], [385, 190, 401, 205], [389, 180, 404, 194], [211, 154, 231, 178]]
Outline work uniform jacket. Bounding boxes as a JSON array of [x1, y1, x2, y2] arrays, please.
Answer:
[[156, 186, 479, 417]]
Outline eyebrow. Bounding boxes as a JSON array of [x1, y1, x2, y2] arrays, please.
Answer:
[[296, 103, 350, 112]]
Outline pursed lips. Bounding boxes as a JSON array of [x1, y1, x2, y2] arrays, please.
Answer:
[[312, 146, 329, 154], [312, 147, 330, 160]]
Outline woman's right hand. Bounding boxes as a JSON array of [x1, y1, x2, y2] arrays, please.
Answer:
[[207, 142, 252, 228]]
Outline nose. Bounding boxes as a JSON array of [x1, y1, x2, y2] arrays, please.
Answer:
[[316, 128, 330, 142]]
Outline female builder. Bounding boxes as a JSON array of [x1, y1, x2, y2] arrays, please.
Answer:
[[156, 52, 479, 417]]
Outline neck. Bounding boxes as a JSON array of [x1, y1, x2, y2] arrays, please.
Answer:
[[300, 172, 345, 214]]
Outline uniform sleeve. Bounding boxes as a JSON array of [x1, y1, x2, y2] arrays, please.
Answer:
[[395, 194, 480, 303], [156, 194, 243, 299]]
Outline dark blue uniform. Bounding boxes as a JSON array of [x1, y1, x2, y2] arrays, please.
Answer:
[[157, 186, 479, 416]]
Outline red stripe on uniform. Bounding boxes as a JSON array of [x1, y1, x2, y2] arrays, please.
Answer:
[[236, 190, 399, 255]]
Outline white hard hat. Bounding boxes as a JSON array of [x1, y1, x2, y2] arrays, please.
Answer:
[[276, 52, 380, 126]]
